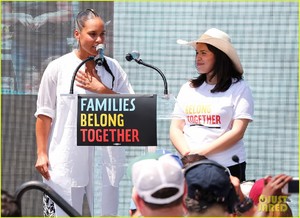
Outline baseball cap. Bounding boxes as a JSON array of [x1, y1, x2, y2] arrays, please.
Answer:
[[184, 160, 239, 213], [248, 178, 264, 205], [249, 178, 293, 216], [131, 153, 184, 205]]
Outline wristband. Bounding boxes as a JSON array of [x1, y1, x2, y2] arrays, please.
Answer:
[[236, 197, 253, 213]]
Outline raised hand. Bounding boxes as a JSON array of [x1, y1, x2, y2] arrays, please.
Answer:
[[17, 13, 34, 28], [32, 13, 49, 30]]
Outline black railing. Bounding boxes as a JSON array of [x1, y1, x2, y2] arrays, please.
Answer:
[[14, 181, 81, 217]]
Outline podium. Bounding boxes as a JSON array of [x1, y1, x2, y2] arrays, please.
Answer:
[[60, 93, 178, 216]]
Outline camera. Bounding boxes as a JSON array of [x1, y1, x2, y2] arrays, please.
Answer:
[[282, 177, 299, 194]]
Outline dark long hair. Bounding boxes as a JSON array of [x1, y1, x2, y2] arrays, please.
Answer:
[[190, 44, 242, 93]]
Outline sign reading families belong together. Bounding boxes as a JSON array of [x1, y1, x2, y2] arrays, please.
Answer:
[[77, 94, 157, 146]]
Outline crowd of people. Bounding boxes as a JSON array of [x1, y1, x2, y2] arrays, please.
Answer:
[[1, 154, 295, 217], [129, 153, 294, 217]]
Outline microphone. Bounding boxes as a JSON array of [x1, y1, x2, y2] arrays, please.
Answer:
[[94, 44, 105, 66], [69, 44, 109, 93], [125, 51, 168, 95], [125, 51, 140, 61], [232, 155, 244, 182], [232, 155, 239, 164]]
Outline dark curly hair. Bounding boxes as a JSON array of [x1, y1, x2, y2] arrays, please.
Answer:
[[1, 190, 21, 217], [181, 154, 207, 168], [185, 188, 236, 214]]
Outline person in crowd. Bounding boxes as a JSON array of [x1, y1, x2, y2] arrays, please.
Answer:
[[1, 190, 21, 217], [181, 153, 207, 168], [128, 198, 141, 217], [34, 9, 134, 216], [230, 174, 257, 216], [130, 153, 187, 216], [183, 159, 256, 216], [1, 1, 74, 93], [170, 28, 254, 181], [249, 174, 293, 217]]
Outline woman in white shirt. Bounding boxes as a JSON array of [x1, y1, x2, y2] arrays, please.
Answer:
[[35, 9, 134, 216], [170, 28, 254, 181]]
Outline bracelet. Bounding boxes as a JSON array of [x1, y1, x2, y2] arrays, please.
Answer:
[[236, 197, 253, 213]]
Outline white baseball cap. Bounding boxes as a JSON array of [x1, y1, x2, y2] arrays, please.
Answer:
[[131, 153, 184, 205]]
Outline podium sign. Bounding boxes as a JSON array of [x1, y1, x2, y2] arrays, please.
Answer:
[[77, 94, 157, 146]]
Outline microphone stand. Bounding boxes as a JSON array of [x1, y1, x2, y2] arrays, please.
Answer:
[[134, 59, 169, 95], [69, 56, 94, 94]]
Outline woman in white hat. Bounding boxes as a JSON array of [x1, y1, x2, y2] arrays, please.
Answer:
[[170, 28, 254, 181]]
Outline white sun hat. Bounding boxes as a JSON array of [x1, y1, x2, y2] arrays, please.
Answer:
[[177, 28, 243, 74]]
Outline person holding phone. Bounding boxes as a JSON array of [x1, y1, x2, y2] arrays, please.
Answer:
[[249, 174, 294, 217]]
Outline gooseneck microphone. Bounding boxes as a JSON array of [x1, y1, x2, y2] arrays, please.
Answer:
[[69, 44, 105, 94], [94, 44, 105, 66], [125, 51, 169, 95], [125, 51, 140, 62]]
